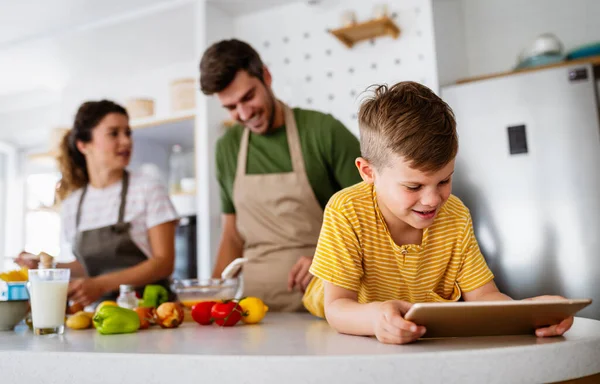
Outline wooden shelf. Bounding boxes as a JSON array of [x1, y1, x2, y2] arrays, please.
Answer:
[[329, 16, 400, 49], [456, 55, 600, 84], [131, 110, 195, 130]]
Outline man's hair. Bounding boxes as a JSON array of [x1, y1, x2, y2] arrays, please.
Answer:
[[358, 81, 458, 172], [199, 39, 265, 95]]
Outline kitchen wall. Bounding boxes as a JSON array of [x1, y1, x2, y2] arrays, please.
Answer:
[[196, 2, 235, 277], [233, 0, 439, 136], [432, 0, 468, 87], [0, 2, 197, 150], [433, 0, 600, 85]]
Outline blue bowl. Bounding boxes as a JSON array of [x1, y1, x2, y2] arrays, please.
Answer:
[[566, 42, 600, 60], [515, 53, 564, 70]]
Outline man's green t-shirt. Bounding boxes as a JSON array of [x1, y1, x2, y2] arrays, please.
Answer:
[[216, 108, 362, 214]]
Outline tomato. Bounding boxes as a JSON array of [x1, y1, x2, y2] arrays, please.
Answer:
[[211, 302, 243, 327], [191, 301, 216, 325]]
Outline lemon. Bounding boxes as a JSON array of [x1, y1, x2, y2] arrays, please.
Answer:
[[66, 314, 91, 330], [239, 297, 269, 324]]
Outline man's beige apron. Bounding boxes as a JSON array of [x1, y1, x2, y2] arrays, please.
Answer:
[[233, 102, 323, 312]]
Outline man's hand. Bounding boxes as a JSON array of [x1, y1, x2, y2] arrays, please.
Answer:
[[373, 300, 426, 344], [526, 295, 574, 337], [68, 278, 106, 307], [287, 256, 313, 292]]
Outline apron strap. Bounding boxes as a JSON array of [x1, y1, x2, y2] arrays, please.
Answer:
[[117, 170, 129, 224], [236, 128, 251, 179], [75, 171, 129, 229], [281, 104, 306, 175], [235, 102, 304, 178], [75, 185, 88, 230]]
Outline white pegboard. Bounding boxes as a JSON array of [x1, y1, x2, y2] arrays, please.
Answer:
[[233, 0, 439, 136]]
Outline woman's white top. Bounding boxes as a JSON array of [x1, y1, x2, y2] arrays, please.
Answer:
[[60, 171, 179, 260]]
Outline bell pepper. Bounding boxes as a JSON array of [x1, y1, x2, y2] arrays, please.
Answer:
[[93, 306, 141, 335], [142, 285, 170, 309]]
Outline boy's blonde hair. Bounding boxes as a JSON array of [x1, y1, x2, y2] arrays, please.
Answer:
[[358, 81, 458, 172]]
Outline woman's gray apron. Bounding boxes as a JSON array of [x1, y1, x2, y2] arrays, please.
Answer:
[[73, 171, 172, 301]]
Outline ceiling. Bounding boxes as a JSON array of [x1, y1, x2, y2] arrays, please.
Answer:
[[0, 0, 307, 50], [0, 0, 180, 49], [208, 0, 302, 16], [0, 0, 311, 99]]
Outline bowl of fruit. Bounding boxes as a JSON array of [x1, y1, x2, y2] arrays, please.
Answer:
[[171, 278, 241, 309]]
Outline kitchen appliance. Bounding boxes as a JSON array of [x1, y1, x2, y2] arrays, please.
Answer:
[[173, 215, 197, 280], [442, 61, 600, 319]]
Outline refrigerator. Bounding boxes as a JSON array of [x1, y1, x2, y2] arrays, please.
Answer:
[[173, 215, 197, 280], [442, 63, 600, 320]]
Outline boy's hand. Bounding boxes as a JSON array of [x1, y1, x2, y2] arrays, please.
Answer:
[[526, 295, 574, 337], [373, 300, 426, 344]]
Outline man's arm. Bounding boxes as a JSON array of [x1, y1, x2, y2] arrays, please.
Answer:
[[211, 214, 244, 278]]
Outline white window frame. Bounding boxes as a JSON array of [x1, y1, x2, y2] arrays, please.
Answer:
[[0, 141, 21, 272]]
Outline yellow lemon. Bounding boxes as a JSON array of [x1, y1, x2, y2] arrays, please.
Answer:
[[66, 314, 92, 330], [239, 297, 269, 324]]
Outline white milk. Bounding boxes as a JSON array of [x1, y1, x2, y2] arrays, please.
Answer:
[[29, 280, 68, 328]]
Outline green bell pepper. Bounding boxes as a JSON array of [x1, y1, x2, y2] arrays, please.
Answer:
[[93, 306, 140, 335], [142, 284, 169, 308]]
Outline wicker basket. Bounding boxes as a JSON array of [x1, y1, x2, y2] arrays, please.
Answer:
[[126, 98, 155, 119], [170, 78, 196, 112]]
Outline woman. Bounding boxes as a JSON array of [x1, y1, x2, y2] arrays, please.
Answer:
[[16, 100, 179, 306]]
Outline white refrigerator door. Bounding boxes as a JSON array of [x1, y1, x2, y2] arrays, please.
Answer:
[[443, 64, 600, 319]]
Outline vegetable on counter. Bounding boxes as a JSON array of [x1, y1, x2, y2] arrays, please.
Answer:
[[211, 302, 243, 327], [95, 300, 118, 313], [191, 301, 216, 325], [190, 297, 269, 327], [142, 285, 170, 309], [155, 302, 184, 328], [93, 306, 141, 335], [134, 307, 156, 329]]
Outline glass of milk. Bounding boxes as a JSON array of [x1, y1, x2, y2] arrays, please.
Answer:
[[28, 269, 70, 335]]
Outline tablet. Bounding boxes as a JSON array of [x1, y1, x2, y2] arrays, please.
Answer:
[[403, 299, 592, 338]]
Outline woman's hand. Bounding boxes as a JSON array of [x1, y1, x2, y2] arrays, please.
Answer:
[[14, 252, 39, 269], [68, 278, 107, 307], [526, 295, 574, 337]]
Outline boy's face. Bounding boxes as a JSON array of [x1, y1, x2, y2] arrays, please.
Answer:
[[356, 154, 455, 230]]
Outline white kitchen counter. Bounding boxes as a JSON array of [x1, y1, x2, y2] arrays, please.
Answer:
[[1, 313, 600, 384]]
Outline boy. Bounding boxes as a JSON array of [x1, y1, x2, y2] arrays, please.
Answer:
[[302, 82, 573, 344]]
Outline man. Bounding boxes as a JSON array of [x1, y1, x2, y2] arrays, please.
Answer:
[[199, 39, 361, 312]]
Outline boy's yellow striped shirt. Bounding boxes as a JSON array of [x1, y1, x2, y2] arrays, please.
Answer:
[[303, 182, 494, 318]]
